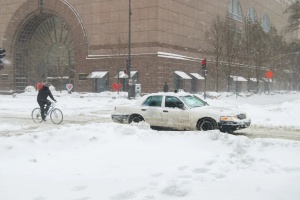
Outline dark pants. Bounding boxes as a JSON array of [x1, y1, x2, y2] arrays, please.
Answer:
[[38, 100, 51, 120]]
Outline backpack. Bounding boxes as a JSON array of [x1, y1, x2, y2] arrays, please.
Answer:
[[37, 83, 44, 91]]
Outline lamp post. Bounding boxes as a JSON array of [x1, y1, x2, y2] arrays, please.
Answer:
[[201, 59, 207, 99]]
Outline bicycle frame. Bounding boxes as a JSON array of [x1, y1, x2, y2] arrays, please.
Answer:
[[32, 101, 63, 124], [44, 102, 55, 117]]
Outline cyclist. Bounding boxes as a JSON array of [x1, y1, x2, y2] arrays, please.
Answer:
[[37, 82, 57, 121]]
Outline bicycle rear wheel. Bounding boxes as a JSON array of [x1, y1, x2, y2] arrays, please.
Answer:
[[32, 108, 43, 123], [50, 108, 63, 124]]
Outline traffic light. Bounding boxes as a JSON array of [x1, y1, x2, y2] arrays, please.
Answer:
[[126, 58, 131, 70], [201, 59, 206, 69], [0, 48, 5, 70], [124, 69, 129, 75], [201, 58, 207, 76], [0, 48, 5, 64]]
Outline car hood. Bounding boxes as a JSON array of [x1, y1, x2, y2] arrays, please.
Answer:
[[191, 105, 244, 116]]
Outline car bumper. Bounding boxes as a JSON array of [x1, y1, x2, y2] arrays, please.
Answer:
[[111, 114, 129, 123], [218, 119, 251, 130]]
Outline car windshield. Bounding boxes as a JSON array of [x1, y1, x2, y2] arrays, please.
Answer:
[[179, 95, 208, 108]]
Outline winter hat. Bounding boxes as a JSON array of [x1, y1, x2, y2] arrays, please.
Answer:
[[44, 82, 51, 87]]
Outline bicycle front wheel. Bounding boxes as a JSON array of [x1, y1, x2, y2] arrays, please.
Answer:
[[50, 108, 63, 124], [32, 108, 43, 123]]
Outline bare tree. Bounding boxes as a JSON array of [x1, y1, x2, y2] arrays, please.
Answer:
[[241, 18, 256, 91], [265, 26, 288, 89], [222, 18, 241, 92], [284, 1, 300, 33], [249, 22, 270, 92], [205, 16, 224, 92], [206, 14, 290, 93], [105, 36, 128, 93]]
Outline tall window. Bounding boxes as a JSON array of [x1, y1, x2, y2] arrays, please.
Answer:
[[261, 14, 271, 32], [14, 15, 75, 92], [247, 7, 257, 22], [228, 0, 243, 22]]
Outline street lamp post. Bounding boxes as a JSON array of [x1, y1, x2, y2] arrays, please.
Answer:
[[201, 59, 207, 99]]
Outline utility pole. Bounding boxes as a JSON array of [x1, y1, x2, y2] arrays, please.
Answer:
[[127, 0, 132, 99]]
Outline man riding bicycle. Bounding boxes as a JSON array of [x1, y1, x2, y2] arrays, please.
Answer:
[[37, 82, 57, 121]]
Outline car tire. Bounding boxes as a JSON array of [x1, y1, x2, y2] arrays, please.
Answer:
[[129, 114, 144, 123], [220, 127, 237, 133], [220, 128, 232, 133], [197, 118, 217, 131]]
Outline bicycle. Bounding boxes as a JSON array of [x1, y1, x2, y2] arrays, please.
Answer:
[[31, 101, 63, 124]]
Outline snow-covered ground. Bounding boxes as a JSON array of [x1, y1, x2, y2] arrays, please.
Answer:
[[0, 90, 300, 200]]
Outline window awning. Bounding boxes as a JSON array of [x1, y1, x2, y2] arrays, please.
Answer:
[[114, 71, 137, 79], [250, 78, 263, 82], [250, 78, 257, 82], [175, 71, 192, 79], [87, 71, 108, 78], [231, 75, 247, 82], [190, 73, 204, 80], [47, 76, 69, 79]]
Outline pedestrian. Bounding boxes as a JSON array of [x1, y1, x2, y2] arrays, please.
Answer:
[[37, 82, 57, 121], [163, 82, 169, 92]]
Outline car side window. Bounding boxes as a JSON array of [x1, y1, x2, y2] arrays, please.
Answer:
[[143, 96, 163, 107], [165, 96, 183, 108]]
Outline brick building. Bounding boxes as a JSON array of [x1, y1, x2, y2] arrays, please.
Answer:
[[0, 0, 294, 93]]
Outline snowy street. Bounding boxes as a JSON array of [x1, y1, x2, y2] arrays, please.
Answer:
[[1, 91, 300, 200], [1, 91, 300, 140]]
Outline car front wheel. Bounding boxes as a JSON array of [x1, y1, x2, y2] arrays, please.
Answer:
[[220, 127, 237, 133], [197, 118, 217, 131]]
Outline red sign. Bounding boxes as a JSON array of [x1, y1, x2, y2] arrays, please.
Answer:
[[112, 83, 122, 91], [265, 71, 273, 79], [66, 83, 73, 91]]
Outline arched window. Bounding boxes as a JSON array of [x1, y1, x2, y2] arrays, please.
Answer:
[[261, 14, 270, 32], [247, 7, 257, 22], [228, 0, 243, 22]]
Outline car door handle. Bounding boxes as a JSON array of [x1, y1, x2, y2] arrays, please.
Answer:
[[163, 110, 168, 112], [141, 109, 147, 111]]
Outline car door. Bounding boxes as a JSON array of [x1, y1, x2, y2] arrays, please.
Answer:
[[140, 95, 163, 126], [162, 96, 191, 130]]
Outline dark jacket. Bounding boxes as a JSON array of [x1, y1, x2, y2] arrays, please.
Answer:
[[37, 86, 55, 102], [163, 83, 169, 92]]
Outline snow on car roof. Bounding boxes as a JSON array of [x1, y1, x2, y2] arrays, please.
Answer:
[[146, 91, 194, 97]]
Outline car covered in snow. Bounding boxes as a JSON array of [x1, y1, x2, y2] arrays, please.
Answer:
[[111, 92, 251, 132]]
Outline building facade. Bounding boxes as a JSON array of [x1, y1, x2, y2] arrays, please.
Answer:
[[0, 0, 294, 93]]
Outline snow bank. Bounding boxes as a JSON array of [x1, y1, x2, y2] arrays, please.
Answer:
[[0, 123, 300, 200]]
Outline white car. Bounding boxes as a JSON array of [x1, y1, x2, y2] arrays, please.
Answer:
[[111, 92, 251, 132]]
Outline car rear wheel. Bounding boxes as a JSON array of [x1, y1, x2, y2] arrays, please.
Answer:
[[129, 114, 144, 123], [197, 118, 217, 131]]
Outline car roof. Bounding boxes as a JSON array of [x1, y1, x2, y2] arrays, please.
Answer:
[[146, 91, 192, 97]]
